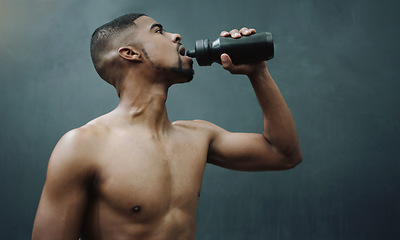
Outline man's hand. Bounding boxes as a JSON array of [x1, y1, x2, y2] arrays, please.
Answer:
[[219, 27, 267, 77]]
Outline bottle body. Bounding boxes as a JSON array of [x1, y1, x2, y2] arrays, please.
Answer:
[[186, 32, 274, 66]]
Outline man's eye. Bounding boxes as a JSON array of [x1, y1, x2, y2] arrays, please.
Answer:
[[156, 29, 163, 34]]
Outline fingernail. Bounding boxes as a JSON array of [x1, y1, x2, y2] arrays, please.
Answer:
[[221, 54, 228, 63]]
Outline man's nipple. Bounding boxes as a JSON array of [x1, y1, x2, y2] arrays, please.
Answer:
[[131, 205, 142, 213]]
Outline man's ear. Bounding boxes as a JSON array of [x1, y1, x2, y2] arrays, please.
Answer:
[[118, 46, 142, 62]]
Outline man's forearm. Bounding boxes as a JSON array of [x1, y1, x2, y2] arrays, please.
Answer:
[[249, 64, 301, 157]]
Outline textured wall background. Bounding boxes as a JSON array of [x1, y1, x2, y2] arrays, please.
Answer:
[[1, 0, 399, 239]]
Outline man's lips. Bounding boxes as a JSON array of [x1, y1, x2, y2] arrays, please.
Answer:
[[177, 44, 193, 66], [178, 45, 186, 56]]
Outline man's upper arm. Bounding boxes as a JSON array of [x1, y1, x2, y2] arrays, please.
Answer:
[[32, 128, 96, 240], [204, 121, 301, 171]]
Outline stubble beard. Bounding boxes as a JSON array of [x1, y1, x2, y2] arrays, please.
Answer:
[[141, 47, 194, 83]]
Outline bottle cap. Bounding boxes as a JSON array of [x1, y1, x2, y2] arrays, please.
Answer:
[[186, 50, 196, 57]]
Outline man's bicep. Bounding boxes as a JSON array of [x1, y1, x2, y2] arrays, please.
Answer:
[[33, 130, 95, 240], [33, 184, 89, 240], [208, 130, 294, 171]]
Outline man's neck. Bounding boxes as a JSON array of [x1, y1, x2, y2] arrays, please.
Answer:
[[113, 79, 173, 136]]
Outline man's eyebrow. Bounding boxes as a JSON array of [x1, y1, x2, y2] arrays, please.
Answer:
[[150, 23, 163, 31]]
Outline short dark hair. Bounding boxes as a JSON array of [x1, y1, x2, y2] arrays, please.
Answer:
[[90, 13, 146, 86]]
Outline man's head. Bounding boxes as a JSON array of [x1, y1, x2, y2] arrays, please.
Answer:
[[90, 13, 194, 93], [90, 13, 146, 87]]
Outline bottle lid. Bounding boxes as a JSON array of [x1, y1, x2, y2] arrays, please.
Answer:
[[186, 50, 196, 57]]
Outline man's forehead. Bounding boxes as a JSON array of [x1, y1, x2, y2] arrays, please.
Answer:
[[134, 16, 159, 30], [115, 15, 159, 46]]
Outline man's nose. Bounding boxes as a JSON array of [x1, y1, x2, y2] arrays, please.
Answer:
[[171, 33, 182, 43]]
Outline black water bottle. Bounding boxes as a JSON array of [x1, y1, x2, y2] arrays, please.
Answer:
[[186, 32, 274, 66]]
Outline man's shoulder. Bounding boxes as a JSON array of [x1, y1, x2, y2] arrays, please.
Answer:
[[172, 119, 225, 134], [63, 121, 108, 143], [43, 123, 107, 187], [54, 121, 110, 159]]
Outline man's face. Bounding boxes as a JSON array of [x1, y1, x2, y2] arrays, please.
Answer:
[[130, 16, 194, 83]]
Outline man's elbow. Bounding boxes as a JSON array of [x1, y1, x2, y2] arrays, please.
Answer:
[[284, 149, 303, 169], [270, 146, 302, 170]]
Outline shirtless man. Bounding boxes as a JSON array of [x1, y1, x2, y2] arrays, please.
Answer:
[[32, 13, 302, 240]]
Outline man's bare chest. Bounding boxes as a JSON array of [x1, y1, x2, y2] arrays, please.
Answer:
[[91, 132, 209, 219]]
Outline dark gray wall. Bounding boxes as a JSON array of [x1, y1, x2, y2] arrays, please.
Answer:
[[1, 0, 399, 239]]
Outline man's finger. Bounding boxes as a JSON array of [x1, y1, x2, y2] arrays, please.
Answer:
[[240, 27, 256, 36], [229, 29, 241, 38], [240, 27, 250, 35], [221, 54, 233, 70], [220, 31, 229, 37]]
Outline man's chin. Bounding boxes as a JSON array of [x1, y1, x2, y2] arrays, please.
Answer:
[[170, 68, 195, 83], [181, 69, 195, 82]]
